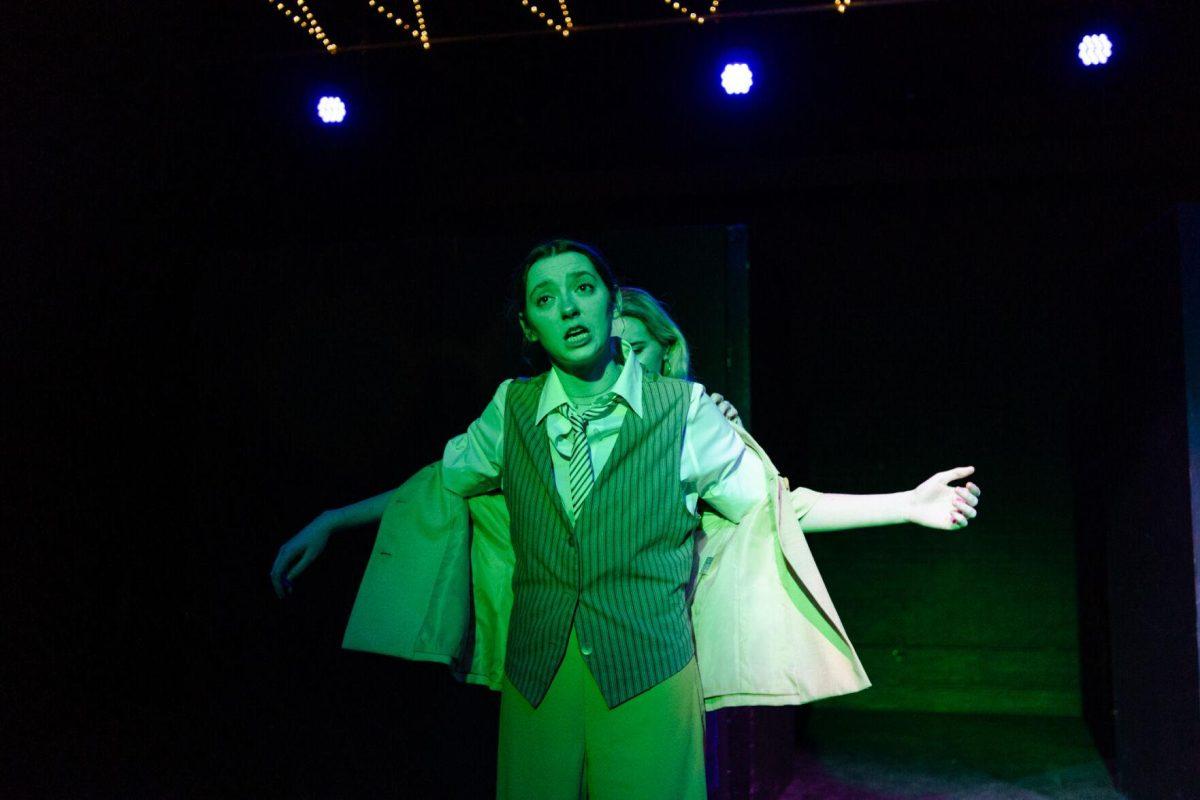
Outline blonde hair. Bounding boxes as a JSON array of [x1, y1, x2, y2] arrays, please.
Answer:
[[618, 287, 691, 379]]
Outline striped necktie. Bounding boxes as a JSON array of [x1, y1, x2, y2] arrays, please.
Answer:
[[563, 395, 618, 520]]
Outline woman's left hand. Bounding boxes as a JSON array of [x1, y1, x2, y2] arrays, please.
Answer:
[[905, 466, 981, 530]]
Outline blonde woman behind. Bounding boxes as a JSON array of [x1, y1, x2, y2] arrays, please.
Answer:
[[613, 287, 741, 423]]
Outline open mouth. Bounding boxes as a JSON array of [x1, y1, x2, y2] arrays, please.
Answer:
[[564, 325, 590, 345]]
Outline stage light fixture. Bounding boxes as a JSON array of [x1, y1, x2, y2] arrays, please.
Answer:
[[317, 96, 347, 123], [721, 63, 753, 95], [1077, 33, 1113, 66]]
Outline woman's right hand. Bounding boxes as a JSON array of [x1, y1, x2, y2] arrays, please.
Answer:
[[270, 511, 338, 598], [709, 392, 742, 426]]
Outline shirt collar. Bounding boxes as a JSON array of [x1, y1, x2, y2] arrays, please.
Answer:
[[535, 339, 645, 425]]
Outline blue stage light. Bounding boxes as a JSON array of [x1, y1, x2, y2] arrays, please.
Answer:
[[317, 96, 347, 123], [721, 63, 753, 96], [1077, 33, 1113, 67]]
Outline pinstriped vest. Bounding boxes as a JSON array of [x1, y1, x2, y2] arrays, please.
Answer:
[[501, 371, 699, 708]]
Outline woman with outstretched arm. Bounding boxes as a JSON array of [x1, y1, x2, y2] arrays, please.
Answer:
[[271, 240, 980, 799]]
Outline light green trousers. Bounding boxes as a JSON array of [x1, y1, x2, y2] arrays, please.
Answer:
[[496, 625, 707, 800]]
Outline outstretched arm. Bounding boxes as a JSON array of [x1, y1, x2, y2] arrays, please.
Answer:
[[270, 490, 395, 598], [800, 466, 981, 532], [270, 379, 511, 599]]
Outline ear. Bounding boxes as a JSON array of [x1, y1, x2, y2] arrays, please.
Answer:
[[518, 313, 539, 343], [611, 292, 623, 319]]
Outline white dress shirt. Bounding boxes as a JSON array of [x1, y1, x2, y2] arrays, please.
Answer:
[[442, 345, 767, 525]]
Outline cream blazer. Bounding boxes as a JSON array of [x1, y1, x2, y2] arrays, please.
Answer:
[[342, 429, 871, 711]]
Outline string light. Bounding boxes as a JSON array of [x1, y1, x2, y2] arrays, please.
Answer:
[[662, 0, 705, 25], [412, 0, 430, 49], [558, 0, 574, 35], [518, 0, 570, 38], [266, 0, 766, 52], [834, 0, 851, 13], [367, 0, 414, 35], [265, 0, 337, 53]]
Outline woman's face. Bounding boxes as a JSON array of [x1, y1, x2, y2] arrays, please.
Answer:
[[614, 316, 665, 376], [521, 251, 616, 373]]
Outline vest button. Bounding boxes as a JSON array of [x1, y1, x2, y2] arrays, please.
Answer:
[[580, 642, 593, 656]]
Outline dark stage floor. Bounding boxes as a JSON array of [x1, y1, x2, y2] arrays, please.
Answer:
[[785, 709, 1122, 800], [26, 697, 1127, 797]]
